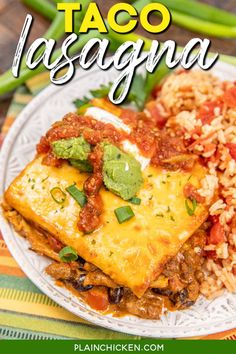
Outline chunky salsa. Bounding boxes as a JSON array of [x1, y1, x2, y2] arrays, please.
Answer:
[[36, 100, 200, 234]]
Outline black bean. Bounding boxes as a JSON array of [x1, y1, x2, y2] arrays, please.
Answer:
[[184, 301, 195, 307], [108, 288, 124, 304], [179, 288, 188, 303], [72, 274, 93, 292], [170, 288, 188, 304], [76, 255, 86, 265], [152, 288, 173, 297]]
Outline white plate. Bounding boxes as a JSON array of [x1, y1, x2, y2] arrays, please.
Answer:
[[1, 62, 236, 338]]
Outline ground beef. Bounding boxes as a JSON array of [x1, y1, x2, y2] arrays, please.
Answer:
[[83, 270, 118, 288], [151, 132, 197, 170], [118, 289, 165, 320], [184, 183, 205, 204], [46, 262, 79, 281], [45, 229, 206, 319]]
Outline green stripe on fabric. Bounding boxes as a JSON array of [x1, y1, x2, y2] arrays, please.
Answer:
[[8, 101, 30, 113], [26, 68, 67, 95], [13, 86, 31, 95], [0, 311, 137, 339], [0, 325, 68, 340], [7, 86, 33, 117], [0, 275, 41, 293]]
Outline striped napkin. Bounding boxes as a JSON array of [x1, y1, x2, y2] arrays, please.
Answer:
[[0, 73, 235, 340]]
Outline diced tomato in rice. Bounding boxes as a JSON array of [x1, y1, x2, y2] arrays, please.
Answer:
[[198, 100, 223, 125], [209, 215, 220, 224], [205, 250, 218, 261], [226, 143, 236, 160], [223, 86, 236, 108], [208, 222, 225, 245]]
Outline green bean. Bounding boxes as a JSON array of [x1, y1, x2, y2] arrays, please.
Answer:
[[21, 0, 57, 21], [170, 10, 236, 38], [0, 30, 105, 95], [0, 10, 66, 94], [132, 0, 236, 38], [159, 0, 236, 27], [0, 0, 147, 95], [17, 0, 66, 73], [0, 0, 91, 95], [109, 30, 236, 67], [139, 0, 236, 38]]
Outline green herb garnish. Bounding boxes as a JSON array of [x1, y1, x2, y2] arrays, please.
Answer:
[[66, 184, 87, 208], [50, 187, 66, 204], [114, 206, 135, 224], [73, 65, 170, 111], [41, 176, 49, 183], [73, 83, 112, 111], [59, 246, 78, 262], [185, 198, 198, 216], [129, 197, 141, 205]]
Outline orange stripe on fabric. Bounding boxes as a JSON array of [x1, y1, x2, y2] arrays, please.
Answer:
[[0, 240, 8, 249], [202, 328, 236, 340], [1, 116, 15, 133], [0, 249, 12, 257], [0, 256, 19, 267], [0, 265, 26, 277]]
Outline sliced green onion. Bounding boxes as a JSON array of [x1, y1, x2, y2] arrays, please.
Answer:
[[129, 197, 141, 205], [59, 246, 78, 262], [50, 187, 66, 204], [159, 0, 236, 27], [185, 198, 198, 216], [66, 184, 87, 207], [114, 206, 135, 224]]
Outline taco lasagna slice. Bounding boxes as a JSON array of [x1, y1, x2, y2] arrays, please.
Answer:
[[2, 107, 209, 319]]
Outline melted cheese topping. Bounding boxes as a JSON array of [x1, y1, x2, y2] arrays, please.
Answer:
[[5, 157, 208, 297]]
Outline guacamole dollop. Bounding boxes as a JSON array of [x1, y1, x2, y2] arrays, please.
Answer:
[[69, 158, 93, 173], [52, 137, 91, 160], [103, 144, 143, 200], [52, 137, 93, 172]]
